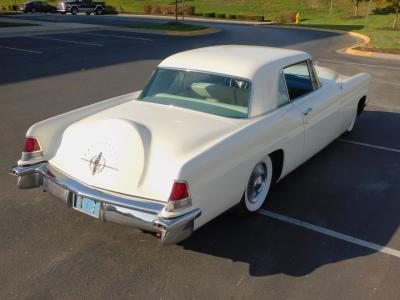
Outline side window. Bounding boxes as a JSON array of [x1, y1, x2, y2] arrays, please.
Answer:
[[283, 61, 314, 100], [277, 70, 289, 107]]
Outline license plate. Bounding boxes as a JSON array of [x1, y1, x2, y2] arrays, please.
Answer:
[[73, 196, 101, 218]]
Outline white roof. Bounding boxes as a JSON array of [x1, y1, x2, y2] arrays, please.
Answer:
[[159, 45, 310, 80]]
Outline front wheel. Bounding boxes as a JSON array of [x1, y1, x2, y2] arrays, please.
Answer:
[[71, 7, 78, 15], [236, 157, 273, 215], [86, 12, 91, 15]]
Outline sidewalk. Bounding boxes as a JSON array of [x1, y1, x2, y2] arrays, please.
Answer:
[[0, 17, 105, 37]]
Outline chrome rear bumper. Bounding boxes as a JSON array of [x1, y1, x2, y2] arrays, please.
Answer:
[[9, 163, 201, 245]]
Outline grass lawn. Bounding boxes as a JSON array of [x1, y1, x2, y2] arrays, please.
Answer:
[[0, 21, 37, 27], [121, 23, 208, 31], [1, 0, 399, 50]]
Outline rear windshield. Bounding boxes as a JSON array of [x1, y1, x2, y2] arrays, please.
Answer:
[[138, 68, 251, 118]]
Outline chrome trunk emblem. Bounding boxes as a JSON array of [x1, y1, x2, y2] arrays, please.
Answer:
[[89, 152, 105, 175]]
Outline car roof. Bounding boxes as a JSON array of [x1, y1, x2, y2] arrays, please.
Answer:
[[159, 45, 311, 80]]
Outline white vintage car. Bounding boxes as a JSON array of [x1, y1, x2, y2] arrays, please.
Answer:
[[10, 46, 370, 244]]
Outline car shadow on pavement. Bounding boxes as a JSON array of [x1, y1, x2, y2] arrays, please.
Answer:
[[181, 110, 400, 277]]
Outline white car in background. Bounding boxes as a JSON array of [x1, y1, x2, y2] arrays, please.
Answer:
[[10, 46, 370, 245]]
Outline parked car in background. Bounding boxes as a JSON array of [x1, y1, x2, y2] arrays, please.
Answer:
[[19, 1, 57, 13], [10, 46, 370, 245], [57, 0, 104, 15]]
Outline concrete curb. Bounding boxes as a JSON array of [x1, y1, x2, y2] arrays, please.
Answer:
[[338, 31, 373, 57], [101, 25, 220, 36], [166, 26, 220, 36]]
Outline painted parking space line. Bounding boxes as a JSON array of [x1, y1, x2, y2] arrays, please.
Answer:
[[317, 59, 400, 71], [0, 45, 42, 54], [339, 139, 400, 153], [259, 209, 400, 259], [77, 32, 153, 41], [26, 36, 103, 47]]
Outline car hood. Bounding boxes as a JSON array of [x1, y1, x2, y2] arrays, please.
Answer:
[[49, 99, 242, 201]]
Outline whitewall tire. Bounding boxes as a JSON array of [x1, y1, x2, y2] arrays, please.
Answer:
[[237, 156, 273, 215]]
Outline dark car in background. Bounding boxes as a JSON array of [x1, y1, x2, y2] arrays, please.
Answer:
[[57, 0, 105, 15], [19, 1, 57, 13]]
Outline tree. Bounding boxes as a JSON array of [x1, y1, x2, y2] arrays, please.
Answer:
[[175, 0, 178, 22], [387, 0, 400, 29], [353, 0, 360, 16], [352, 0, 368, 16]]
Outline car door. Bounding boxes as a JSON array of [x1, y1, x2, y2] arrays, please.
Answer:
[[283, 60, 343, 161]]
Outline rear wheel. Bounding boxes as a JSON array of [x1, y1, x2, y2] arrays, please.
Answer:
[[236, 157, 273, 215], [86, 12, 91, 15], [95, 7, 103, 15], [31, 7, 36, 13], [347, 97, 366, 132], [71, 7, 78, 15]]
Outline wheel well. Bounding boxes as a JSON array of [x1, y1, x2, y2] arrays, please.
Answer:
[[269, 149, 284, 184], [357, 96, 367, 115]]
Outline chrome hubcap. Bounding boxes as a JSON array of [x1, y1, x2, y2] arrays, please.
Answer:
[[247, 163, 267, 203]]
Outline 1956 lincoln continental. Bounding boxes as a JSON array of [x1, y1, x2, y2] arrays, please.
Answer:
[[10, 46, 370, 245]]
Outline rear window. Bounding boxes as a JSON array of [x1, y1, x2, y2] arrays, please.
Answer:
[[138, 68, 252, 118]]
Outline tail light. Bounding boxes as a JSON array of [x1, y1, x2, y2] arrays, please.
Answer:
[[23, 137, 41, 153], [21, 137, 43, 161], [166, 181, 192, 212]]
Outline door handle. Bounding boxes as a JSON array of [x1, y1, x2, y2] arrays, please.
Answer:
[[303, 107, 313, 116]]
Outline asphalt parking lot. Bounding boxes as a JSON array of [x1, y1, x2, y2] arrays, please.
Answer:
[[1, 16, 400, 299]]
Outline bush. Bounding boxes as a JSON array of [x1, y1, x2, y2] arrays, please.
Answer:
[[236, 15, 244, 20], [227, 14, 236, 19], [185, 5, 195, 15], [160, 5, 174, 15], [104, 5, 118, 14], [216, 13, 226, 18], [275, 11, 297, 23], [143, 4, 151, 14], [153, 5, 164, 14], [244, 15, 264, 22], [373, 6, 396, 15], [203, 12, 216, 17]]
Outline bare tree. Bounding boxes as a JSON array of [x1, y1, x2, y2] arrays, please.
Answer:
[[353, 0, 361, 16], [387, 0, 400, 29], [352, 0, 369, 16]]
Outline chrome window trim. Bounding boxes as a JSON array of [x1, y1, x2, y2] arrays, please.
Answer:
[[277, 69, 290, 108], [281, 59, 320, 104]]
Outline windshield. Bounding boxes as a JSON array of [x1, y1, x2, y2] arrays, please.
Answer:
[[138, 68, 251, 118]]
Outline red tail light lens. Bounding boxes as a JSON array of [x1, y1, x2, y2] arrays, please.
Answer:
[[23, 137, 41, 153], [169, 181, 189, 201]]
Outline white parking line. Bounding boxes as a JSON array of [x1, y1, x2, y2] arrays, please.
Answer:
[[0, 45, 42, 54], [318, 59, 400, 72], [259, 209, 400, 259], [339, 139, 400, 153], [77, 32, 153, 41], [26, 36, 103, 47]]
